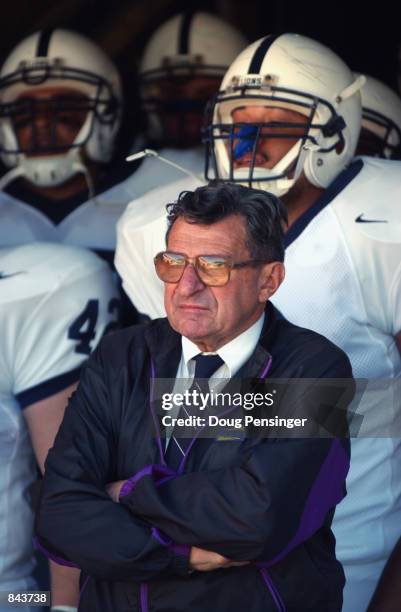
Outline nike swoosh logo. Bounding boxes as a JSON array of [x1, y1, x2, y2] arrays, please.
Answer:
[[355, 214, 388, 224], [0, 271, 25, 279]]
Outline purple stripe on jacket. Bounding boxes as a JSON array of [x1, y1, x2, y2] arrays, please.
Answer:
[[119, 464, 176, 499], [151, 527, 190, 557], [33, 536, 79, 568], [140, 582, 149, 612], [258, 437, 349, 567], [260, 568, 286, 611]]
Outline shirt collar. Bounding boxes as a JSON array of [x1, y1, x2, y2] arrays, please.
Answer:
[[181, 312, 265, 378]]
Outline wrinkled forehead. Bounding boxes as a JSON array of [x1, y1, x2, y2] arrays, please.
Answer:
[[167, 215, 250, 257]]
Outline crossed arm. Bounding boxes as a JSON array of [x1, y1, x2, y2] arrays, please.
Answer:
[[105, 481, 244, 571]]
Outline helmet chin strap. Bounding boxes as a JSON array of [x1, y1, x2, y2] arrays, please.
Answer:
[[0, 149, 95, 200]]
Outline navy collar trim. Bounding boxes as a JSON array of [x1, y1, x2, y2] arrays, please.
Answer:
[[284, 158, 364, 249]]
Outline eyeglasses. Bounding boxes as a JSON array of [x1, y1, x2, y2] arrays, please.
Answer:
[[154, 251, 269, 287]]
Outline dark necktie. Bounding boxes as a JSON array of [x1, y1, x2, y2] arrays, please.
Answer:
[[165, 353, 224, 470]]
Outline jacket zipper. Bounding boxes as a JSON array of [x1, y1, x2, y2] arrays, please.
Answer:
[[260, 568, 286, 611], [139, 582, 148, 612]]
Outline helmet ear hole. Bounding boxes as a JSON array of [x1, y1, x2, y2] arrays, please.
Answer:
[[321, 115, 346, 139], [335, 140, 345, 154]]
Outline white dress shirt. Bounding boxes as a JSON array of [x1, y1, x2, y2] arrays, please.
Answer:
[[179, 312, 265, 380]]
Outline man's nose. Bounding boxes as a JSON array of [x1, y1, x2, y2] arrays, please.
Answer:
[[32, 111, 54, 147], [176, 263, 206, 296], [36, 115, 51, 129]]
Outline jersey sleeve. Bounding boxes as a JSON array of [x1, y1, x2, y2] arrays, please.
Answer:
[[10, 245, 120, 408]]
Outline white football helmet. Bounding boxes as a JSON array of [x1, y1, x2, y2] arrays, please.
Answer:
[[356, 74, 401, 159], [0, 29, 122, 189], [139, 12, 247, 146], [204, 33, 365, 197]]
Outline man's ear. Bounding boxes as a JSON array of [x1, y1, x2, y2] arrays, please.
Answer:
[[258, 262, 285, 302]]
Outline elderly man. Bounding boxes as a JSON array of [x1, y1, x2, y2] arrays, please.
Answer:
[[37, 182, 353, 612]]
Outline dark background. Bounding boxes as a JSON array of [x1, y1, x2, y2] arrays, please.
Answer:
[[1, 0, 398, 85]]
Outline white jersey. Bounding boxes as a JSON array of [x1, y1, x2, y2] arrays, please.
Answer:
[[0, 148, 203, 254], [270, 157, 401, 612], [0, 243, 119, 601], [115, 174, 204, 318]]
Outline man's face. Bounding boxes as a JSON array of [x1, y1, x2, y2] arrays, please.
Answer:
[[12, 86, 89, 155], [164, 215, 284, 351], [230, 105, 308, 170]]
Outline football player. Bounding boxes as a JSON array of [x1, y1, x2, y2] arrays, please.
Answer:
[[138, 11, 247, 168], [0, 28, 180, 259], [356, 74, 401, 159], [0, 242, 119, 612]]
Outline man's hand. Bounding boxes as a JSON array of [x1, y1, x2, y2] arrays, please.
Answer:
[[106, 480, 249, 572], [189, 546, 249, 572], [105, 480, 126, 502], [106, 484, 250, 572]]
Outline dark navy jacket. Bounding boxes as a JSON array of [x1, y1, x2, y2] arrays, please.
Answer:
[[36, 303, 353, 611]]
